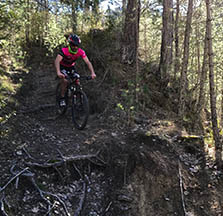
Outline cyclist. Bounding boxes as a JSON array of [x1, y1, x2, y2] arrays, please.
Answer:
[[55, 34, 96, 107]]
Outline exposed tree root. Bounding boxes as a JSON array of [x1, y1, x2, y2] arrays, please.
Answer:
[[74, 180, 86, 216], [30, 176, 69, 216], [26, 150, 106, 169], [0, 150, 107, 215], [0, 192, 8, 216], [0, 167, 29, 192]]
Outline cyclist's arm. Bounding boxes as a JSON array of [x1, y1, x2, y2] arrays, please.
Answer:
[[83, 56, 96, 79], [55, 54, 65, 78]]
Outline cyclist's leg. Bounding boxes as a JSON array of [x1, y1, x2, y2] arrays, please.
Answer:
[[60, 66, 69, 97], [60, 77, 68, 97]]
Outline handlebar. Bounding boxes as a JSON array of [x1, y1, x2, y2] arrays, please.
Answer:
[[80, 76, 92, 81], [65, 74, 92, 82], [55, 73, 92, 82]]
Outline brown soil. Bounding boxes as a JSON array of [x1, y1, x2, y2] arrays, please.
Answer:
[[1, 56, 223, 216]]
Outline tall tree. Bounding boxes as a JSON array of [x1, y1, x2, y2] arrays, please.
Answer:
[[196, 29, 208, 115], [178, 0, 193, 117], [158, 0, 174, 85], [122, 0, 127, 33], [174, 0, 180, 81], [135, 0, 140, 105], [71, 1, 78, 32], [25, 0, 31, 45], [121, 0, 141, 64], [205, 0, 222, 168]]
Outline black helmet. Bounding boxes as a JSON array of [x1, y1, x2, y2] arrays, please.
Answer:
[[68, 34, 81, 46]]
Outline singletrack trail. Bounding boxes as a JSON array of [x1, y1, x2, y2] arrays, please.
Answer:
[[31, 64, 123, 157]]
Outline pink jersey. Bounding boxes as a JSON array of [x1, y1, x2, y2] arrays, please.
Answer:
[[59, 47, 86, 67]]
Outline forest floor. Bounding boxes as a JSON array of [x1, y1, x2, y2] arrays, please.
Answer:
[[1, 52, 223, 216]]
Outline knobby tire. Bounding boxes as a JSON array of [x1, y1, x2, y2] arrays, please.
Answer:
[[72, 90, 89, 130]]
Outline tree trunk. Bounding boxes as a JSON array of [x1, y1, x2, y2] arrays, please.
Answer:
[[174, 0, 180, 81], [221, 77, 223, 126], [25, 0, 30, 46], [196, 29, 208, 114], [178, 0, 193, 117], [206, 0, 222, 169], [158, 0, 173, 85], [143, 22, 148, 62], [122, 0, 127, 30], [135, 0, 140, 105], [121, 0, 140, 65], [195, 23, 201, 85], [71, 1, 78, 33]]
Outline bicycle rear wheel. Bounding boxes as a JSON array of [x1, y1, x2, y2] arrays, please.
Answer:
[[72, 90, 89, 130], [56, 83, 68, 115]]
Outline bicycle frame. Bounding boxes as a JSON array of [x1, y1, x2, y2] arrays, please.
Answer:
[[56, 73, 91, 129], [67, 76, 82, 97]]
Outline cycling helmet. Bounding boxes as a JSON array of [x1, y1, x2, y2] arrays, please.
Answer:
[[68, 34, 81, 46]]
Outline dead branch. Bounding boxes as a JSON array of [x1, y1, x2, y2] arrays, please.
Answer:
[[103, 201, 113, 215], [0, 167, 29, 193], [26, 160, 64, 168], [26, 151, 106, 169], [7, 166, 69, 216], [30, 177, 69, 216], [22, 147, 36, 160], [73, 180, 86, 216], [73, 163, 83, 179], [178, 160, 187, 216], [1, 151, 106, 215], [0, 193, 8, 216], [0, 167, 30, 216], [44, 201, 56, 216], [71, 165, 88, 216], [87, 156, 106, 166], [63, 153, 100, 162]]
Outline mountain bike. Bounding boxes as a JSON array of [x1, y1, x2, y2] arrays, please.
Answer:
[[56, 73, 92, 130]]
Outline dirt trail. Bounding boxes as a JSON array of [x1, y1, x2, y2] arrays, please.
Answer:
[[1, 60, 223, 216], [0, 62, 134, 215]]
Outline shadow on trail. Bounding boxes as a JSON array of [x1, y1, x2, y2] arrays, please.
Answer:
[[0, 46, 135, 216]]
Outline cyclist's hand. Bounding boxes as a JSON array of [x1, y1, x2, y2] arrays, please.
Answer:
[[91, 73, 96, 79], [57, 72, 65, 79]]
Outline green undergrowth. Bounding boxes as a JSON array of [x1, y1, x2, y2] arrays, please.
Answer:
[[0, 52, 26, 124]]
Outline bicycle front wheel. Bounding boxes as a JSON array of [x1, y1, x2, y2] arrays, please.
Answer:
[[72, 91, 89, 130]]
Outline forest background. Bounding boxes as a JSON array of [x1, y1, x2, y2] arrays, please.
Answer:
[[0, 0, 223, 168]]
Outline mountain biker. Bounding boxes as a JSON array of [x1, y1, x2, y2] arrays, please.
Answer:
[[55, 34, 96, 107]]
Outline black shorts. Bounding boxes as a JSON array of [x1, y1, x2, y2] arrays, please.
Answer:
[[60, 65, 77, 78]]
